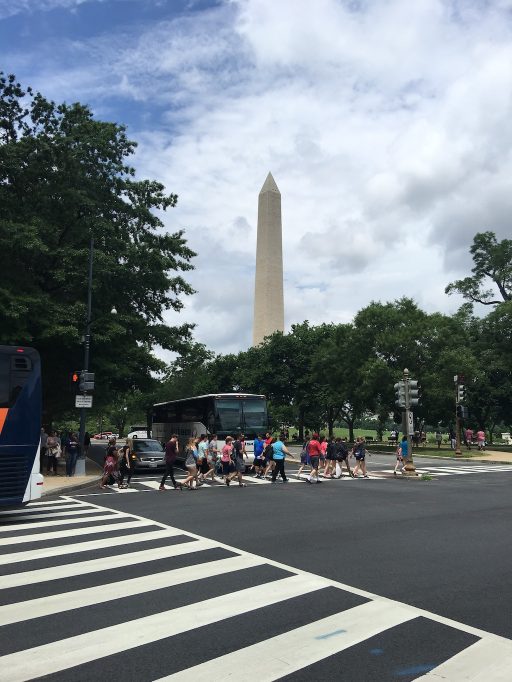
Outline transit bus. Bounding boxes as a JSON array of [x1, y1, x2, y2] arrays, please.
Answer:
[[152, 393, 268, 463], [0, 345, 44, 507]]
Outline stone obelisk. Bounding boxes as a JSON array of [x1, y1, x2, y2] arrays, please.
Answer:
[[252, 172, 284, 346]]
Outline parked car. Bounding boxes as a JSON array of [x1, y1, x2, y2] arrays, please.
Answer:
[[126, 438, 165, 470], [93, 432, 113, 440]]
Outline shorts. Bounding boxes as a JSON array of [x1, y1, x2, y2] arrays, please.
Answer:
[[327, 454, 337, 461], [234, 458, 245, 473], [336, 454, 348, 462], [309, 456, 319, 469], [222, 461, 231, 476], [300, 452, 309, 464], [355, 455, 365, 461], [254, 457, 264, 467], [200, 460, 209, 474]]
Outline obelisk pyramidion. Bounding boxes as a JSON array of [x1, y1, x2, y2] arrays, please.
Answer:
[[252, 172, 284, 346]]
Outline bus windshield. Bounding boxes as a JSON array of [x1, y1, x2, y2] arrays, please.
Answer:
[[215, 400, 241, 433], [214, 398, 267, 436], [242, 399, 267, 431]]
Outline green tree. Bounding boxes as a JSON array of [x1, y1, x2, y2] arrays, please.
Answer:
[[445, 231, 512, 305], [0, 74, 195, 421]]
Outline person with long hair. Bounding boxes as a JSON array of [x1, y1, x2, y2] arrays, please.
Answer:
[[100, 440, 119, 489], [182, 437, 199, 490]]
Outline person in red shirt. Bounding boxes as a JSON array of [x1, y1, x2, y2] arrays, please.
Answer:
[[306, 434, 322, 484]]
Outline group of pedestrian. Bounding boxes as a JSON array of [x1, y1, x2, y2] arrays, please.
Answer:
[[40, 428, 85, 477], [296, 434, 366, 482]]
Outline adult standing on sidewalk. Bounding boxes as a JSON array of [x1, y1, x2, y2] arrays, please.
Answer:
[[40, 428, 48, 473], [46, 431, 60, 476], [159, 434, 180, 490], [66, 432, 79, 477], [271, 437, 290, 484]]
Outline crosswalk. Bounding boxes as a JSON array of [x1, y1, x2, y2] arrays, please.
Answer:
[[75, 471, 384, 495], [1, 497, 512, 680], [384, 464, 512, 477], [75, 463, 512, 496]]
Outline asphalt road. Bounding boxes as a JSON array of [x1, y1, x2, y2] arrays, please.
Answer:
[[1, 453, 511, 680]]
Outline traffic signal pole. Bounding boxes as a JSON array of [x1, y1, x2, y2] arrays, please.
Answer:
[[77, 235, 94, 474], [454, 374, 463, 457], [402, 368, 417, 477]]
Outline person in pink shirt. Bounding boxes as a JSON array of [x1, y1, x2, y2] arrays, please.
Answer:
[[465, 428, 473, 450], [476, 429, 486, 451]]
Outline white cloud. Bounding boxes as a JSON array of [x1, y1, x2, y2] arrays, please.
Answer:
[[5, 0, 512, 353]]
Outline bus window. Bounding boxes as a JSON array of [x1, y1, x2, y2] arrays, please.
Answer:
[[215, 400, 241, 433], [242, 399, 268, 431]]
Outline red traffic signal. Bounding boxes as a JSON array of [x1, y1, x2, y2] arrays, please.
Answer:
[[72, 371, 80, 383]]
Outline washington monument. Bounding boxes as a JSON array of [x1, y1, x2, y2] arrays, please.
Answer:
[[252, 172, 284, 346]]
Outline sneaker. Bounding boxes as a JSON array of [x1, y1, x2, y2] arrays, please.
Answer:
[[363, 475, 369, 478], [158, 485, 165, 490], [282, 479, 288, 483]]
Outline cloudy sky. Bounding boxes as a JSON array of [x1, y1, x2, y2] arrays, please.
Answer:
[[2, 0, 512, 354]]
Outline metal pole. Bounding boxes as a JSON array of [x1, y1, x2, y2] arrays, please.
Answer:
[[78, 235, 94, 470], [455, 375, 462, 457], [402, 367, 417, 476]]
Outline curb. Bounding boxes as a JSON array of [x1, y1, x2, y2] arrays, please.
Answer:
[[366, 451, 512, 465], [413, 454, 512, 465], [42, 476, 102, 497]]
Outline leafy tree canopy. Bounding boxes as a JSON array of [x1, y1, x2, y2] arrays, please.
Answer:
[[0, 73, 195, 420], [445, 231, 512, 305]]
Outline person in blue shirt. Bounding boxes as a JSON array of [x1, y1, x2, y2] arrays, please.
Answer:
[[252, 434, 265, 478], [395, 435, 408, 475], [271, 438, 290, 483]]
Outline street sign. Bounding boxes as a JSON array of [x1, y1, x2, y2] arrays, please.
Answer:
[[75, 395, 93, 408], [407, 410, 414, 435]]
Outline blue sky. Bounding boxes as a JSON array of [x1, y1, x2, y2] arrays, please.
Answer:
[[3, 0, 512, 355]]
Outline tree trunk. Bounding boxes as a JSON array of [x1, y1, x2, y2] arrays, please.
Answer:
[[298, 407, 305, 441], [327, 407, 334, 439], [348, 419, 355, 444]]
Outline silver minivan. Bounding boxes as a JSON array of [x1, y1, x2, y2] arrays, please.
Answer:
[[127, 438, 166, 470]]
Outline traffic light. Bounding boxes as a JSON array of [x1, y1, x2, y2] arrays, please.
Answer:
[[409, 380, 420, 407], [457, 405, 469, 419], [79, 371, 95, 391], [394, 381, 406, 409], [71, 371, 81, 392], [457, 384, 465, 403]]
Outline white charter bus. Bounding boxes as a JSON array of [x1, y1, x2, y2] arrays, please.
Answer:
[[152, 393, 268, 463]]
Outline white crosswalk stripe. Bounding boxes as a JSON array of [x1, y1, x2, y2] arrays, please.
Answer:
[[1, 498, 511, 681], [383, 464, 512, 477]]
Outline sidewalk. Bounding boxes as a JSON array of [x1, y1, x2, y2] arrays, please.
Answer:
[[412, 449, 512, 464], [41, 457, 102, 497]]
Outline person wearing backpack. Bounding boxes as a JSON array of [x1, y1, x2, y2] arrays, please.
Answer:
[[352, 437, 369, 478], [323, 436, 337, 478], [335, 437, 352, 478], [225, 434, 247, 487]]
